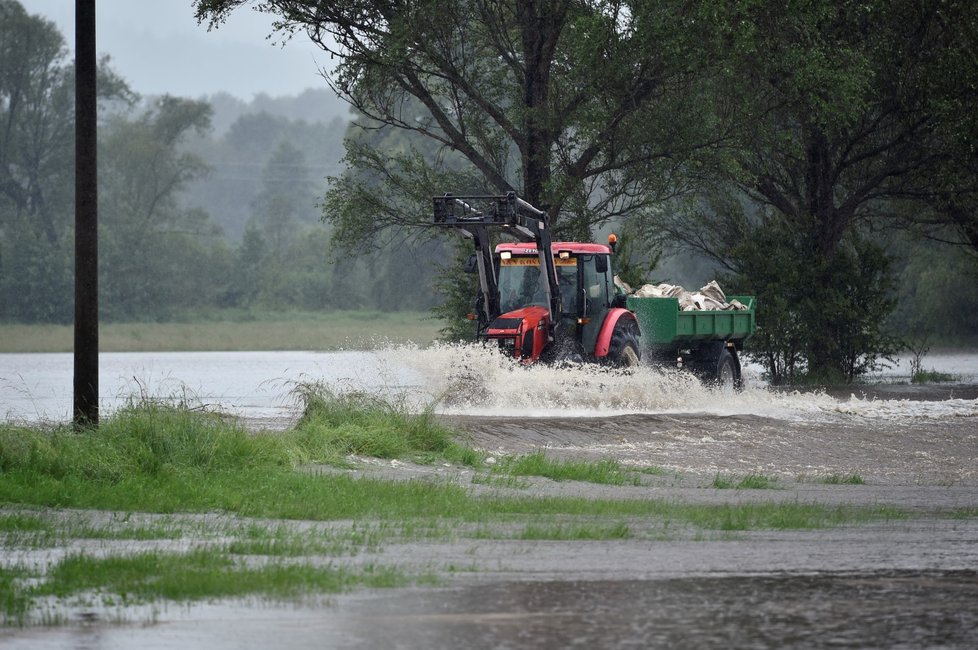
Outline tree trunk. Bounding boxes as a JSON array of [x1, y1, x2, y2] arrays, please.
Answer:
[[516, 2, 567, 211]]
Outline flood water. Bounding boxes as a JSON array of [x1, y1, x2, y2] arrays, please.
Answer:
[[0, 350, 419, 423], [5, 570, 978, 649], [3, 346, 978, 648], [3, 346, 978, 424]]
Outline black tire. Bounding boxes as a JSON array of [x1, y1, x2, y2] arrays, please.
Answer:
[[605, 318, 641, 368], [715, 347, 743, 390]]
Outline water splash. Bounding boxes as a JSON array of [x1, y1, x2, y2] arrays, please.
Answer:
[[383, 342, 978, 422]]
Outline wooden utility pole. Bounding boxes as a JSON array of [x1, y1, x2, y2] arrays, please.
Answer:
[[74, 0, 98, 428]]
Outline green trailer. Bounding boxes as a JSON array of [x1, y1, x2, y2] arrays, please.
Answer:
[[625, 294, 757, 387]]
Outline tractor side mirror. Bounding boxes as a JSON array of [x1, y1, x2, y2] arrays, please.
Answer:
[[595, 255, 608, 274], [463, 254, 478, 273]]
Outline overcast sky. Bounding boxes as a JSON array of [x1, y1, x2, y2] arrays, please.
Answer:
[[20, 0, 331, 100]]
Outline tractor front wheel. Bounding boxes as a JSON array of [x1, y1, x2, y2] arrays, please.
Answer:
[[605, 319, 641, 368]]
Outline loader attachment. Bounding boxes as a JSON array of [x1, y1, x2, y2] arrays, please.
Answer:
[[433, 193, 563, 340]]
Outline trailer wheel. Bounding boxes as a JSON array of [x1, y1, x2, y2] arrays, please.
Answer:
[[715, 348, 743, 391], [605, 319, 641, 368]]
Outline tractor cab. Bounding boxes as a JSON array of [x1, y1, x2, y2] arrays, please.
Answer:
[[433, 193, 639, 365], [488, 242, 615, 361]]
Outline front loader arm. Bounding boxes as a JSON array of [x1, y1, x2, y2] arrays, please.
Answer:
[[433, 192, 563, 330]]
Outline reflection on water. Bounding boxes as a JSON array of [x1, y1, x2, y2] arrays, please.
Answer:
[[320, 572, 978, 649], [326, 571, 978, 648], [4, 572, 974, 649]]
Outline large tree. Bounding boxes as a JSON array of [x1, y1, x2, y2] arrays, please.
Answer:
[[0, 0, 130, 322], [98, 96, 228, 320], [195, 0, 727, 240], [657, 0, 978, 380], [0, 0, 76, 244]]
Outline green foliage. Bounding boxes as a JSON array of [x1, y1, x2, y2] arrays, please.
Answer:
[[2, 0, 976, 376], [195, 0, 727, 332], [712, 473, 780, 490], [0, 0, 76, 245], [430, 244, 481, 341], [0, 1, 132, 323], [652, 0, 978, 379], [667, 192, 901, 384], [609, 223, 663, 290], [888, 237, 978, 345], [0, 230, 73, 323], [911, 370, 958, 384], [518, 522, 632, 540], [290, 383, 480, 466], [37, 549, 409, 603], [98, 96, 229, 321], [323, 119, 487, 330], [491, 451, 637, 486]]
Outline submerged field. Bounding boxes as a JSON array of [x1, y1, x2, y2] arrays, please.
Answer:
[[2, 351, 977, 645], [1, 388, 954, 629]]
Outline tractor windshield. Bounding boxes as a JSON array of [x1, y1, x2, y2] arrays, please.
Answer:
[[498, 256, 578, 315]]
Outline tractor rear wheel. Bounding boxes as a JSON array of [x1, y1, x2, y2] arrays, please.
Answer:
[[605, 318, 641, 368]]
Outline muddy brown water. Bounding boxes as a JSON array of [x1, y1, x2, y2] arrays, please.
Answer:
[[3, 349, 978, 648]]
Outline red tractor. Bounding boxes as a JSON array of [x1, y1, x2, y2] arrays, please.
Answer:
[[434, 192, 642, 367]]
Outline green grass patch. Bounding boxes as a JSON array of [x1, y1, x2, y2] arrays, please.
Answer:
[[491, 451, 639, 486], [37, 549, 412, 604], [0, 310, 440, 353], [911, 370, 958, 384], [949, 507, 978, 519], [0, 400, 907, 530], [223, 522, 397, 557], [289, 384, 483, 468], [0, 512, 192, 549], [1, 566, 33, 624], [518, 521, 632, 540], [712, 473, 779, 490], [0, 513, 51, 534]]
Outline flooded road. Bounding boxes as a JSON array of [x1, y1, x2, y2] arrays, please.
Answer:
[[2, 346, 978, 647]]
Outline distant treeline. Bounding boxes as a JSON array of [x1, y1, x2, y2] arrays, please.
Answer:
[[0, 0, 445, 324]]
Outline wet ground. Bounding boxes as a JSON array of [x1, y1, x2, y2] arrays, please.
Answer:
[[450, 408, 978, 487], [7, 569, 978, 649], [3, 349, 978, 647]]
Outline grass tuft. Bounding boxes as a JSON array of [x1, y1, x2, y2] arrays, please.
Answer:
[[288, 384, 483, 467], [519, 522, 632, 540], [820, 473, 866, 485], [911, 369, 958, 384], [712, 473, 779, 490], [1, 566, 33, 625], [492, 451, 638, 486], [37, 549, 411, 604]]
